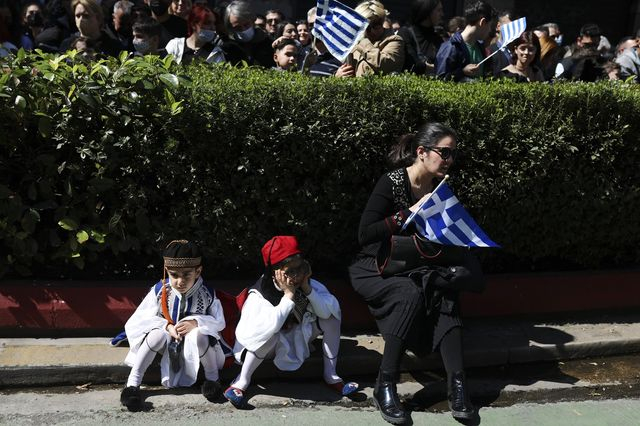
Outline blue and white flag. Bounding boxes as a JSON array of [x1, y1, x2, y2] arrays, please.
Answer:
[[403, 182, 500, 248], [312, 0, 369, 62], [500, 17, 527, 46]]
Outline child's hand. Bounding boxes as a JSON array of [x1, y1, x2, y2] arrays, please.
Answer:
[[167, 323, 181, 340], [175, 319, 198, 336]]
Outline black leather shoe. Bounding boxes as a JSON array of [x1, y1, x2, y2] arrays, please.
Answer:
[[201, 379, 222, 401], [448, 371, 475, 420], [373, 370, 408, 425], [120, 386, 141, 411]]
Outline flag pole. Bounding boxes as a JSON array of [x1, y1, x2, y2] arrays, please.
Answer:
[[476, 46, 504, 67], [401, 174, 450, 231]]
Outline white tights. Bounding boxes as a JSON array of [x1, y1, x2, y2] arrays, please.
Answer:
[[232, 315, 343, 391], [126, 327, 219, 387]]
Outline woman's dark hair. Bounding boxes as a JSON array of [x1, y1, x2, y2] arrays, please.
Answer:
[[275, 20, 294, 38], [388, 122, 457, 168], [409, 0, 440, 26], [508, 30, 541, 67]]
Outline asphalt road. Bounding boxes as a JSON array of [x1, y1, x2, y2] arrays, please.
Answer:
[[2, 355, 639, 425]]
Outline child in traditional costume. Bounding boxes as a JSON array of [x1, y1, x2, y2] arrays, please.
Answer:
[[120, 240, 226, 410], [223, 235, 358, 408]]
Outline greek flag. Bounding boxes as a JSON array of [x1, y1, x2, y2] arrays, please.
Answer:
[[312, 0, 369, 62], [500, 17, 527, 46], [403, 182, 500, 248]]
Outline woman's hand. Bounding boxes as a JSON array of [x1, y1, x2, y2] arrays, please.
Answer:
[[175, 319, 198, 337], [409, 192, 432, 213], [335, 63, 355, 77]]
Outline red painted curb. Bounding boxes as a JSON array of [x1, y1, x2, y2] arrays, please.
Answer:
[[1, 270, 639, 334]]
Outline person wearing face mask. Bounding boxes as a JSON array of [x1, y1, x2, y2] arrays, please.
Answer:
[[165, 4, 224, 65], [352, 1, 405, 76], [19, 1, 45, 51], [131, 17, 166, 57], [59, 0, 124, 57], [221, 0, 273, 68]]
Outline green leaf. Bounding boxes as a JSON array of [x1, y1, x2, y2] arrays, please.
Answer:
[[38, 116, 52, 138], [160, 73, 179, 89], [90, 230, 106, 244], [58, 218, 79, 231], [76, 230, 89, 244]]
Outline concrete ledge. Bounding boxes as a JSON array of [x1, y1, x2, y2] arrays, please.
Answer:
[[2, 314, 640, 388]]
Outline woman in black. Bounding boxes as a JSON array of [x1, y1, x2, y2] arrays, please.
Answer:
[[349, 122, 483, 424]]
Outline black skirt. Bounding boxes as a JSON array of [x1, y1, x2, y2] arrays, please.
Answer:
[[348, 255, 462, 353]]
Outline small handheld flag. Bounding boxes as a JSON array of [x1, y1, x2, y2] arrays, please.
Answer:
[[478, 16, 527, 66], [402, 178, 500, 248], [312, 0, 369, 62]]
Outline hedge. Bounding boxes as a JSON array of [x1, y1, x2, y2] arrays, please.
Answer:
[[1, 51, 639, 279]]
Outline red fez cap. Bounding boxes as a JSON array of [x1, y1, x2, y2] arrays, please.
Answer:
[[261, 236, 302, 266]]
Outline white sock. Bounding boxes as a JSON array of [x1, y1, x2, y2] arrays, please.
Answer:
[[126, 328, 167, 387], [319, 316, 342, 384], [232, 335, 277, 391], [197, 331, 220, 382]]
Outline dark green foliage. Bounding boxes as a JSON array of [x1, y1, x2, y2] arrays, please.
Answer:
[[1, 51, 639, 278]]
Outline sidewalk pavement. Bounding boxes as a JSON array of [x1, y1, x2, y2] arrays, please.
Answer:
[[1, 313, 640, 388]]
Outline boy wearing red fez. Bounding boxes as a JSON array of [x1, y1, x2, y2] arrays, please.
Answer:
[[120, 240, 226, 411], [223, 236, 358, 408]]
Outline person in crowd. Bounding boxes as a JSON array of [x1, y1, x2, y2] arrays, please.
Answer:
[[296, 19, 310, 46], [132, 16, 167, 57], [349, 122, 484, 425], [18, 1, 45, 51], [254, 13, 266, 30], [446, 16, 465, 39], [107, 0, 134, 51], [615, 36, 638, 57], [488, 10, 515, 77], [0, 0, 18, 46], [397, 0, 444, 75], [275, 20, 296, 40], [166, 3, 225, 64], [307, 38, 355, 77], [390, 19, 401, 32], [603, 60, 622, 80], [306, 6, 316, 31], [497, 30, 544, 82], [60, 0, 124, 57], [555, 23, 608, 81], [533, 25, 563, 81], [120, 240, 226, 411], [70, 34, 97, 60], [544, 22, 563, 46], [352, 0, 405, 76], [615, 37, 640, 81], [272, 37, 297, 71], [169, 0, 192, 20], [149, 0, 188, 46], [224, 236, 358, 408], [222, 0, 272, 67], [264, 9, 283, 39], [33, 0, 75, 53], [435, 0, 496, 81], [0, 9, 17, 57]]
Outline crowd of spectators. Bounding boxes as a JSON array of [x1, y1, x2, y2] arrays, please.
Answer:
[[0, 0, 638, 82]]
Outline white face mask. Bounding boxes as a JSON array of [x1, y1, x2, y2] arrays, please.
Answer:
[[197, 29, 216, 44], [234, 26, 255, 42]]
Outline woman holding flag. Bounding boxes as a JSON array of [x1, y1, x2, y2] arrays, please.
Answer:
[[349, 122, 485, 424]]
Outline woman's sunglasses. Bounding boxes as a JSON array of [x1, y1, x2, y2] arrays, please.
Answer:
[[425, 146, 459, 160]]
